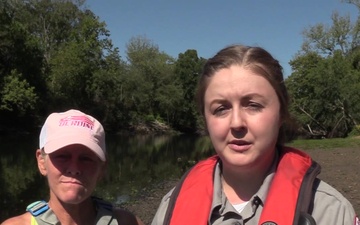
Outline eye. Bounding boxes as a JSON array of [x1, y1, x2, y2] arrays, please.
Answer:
[[213, 105, 230, 116], [80, 155, 97, 162], [247, 102, 264, 112], [51, 153, 70, 161]]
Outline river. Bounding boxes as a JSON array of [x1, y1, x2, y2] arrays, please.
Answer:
[[0, 133, 214, 220]]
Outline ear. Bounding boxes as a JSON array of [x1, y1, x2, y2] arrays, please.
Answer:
[[36, 149, 47, 176]]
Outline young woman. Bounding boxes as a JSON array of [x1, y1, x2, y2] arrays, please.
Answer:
[[151, 45, 357, 225], [1, 109, 144, 225]]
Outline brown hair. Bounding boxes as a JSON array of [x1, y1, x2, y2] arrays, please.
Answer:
[[196, 44, 291, 144]]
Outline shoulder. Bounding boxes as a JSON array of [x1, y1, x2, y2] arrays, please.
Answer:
[[313, 179, 356, 224], [151, 188, 175, 225], [314, 179, 353, 207], [1, 213, 31, 225], [113, 208, 145, 225], [92, 197, 144, 225]]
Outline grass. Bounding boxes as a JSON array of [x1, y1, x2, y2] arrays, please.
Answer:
[[286, 136, 360, 150]]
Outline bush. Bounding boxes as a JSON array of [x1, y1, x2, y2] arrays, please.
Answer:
[[348, 125, 360, 137]]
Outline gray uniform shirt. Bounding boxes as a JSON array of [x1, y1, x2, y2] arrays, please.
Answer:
[[151, 155, 356, 225]]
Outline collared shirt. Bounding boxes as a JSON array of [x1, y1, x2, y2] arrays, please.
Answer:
[[208, 161, 274, 225], [151, 153, 356, 225]]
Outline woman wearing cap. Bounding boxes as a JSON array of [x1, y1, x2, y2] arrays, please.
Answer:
[[151, 45, 357, 225], [1, 109, 144, 225]]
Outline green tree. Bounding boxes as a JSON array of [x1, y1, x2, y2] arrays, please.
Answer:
[[89, 48, 130, 131], [287, 3, 360, 138], [1, 70, 38, 114], [0, 1, 45, 130], [0, 0, 126, 132], [301, 11, 354, 55], [47, 8, 115, 110], [13, 0, 86, 64], [124, 35, 178, 127], [173, 49, 206, 133]]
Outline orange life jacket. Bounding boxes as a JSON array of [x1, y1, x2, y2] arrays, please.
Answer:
[[163, 146, 320, 225]]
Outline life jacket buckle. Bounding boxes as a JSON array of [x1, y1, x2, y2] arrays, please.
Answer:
[[26, 200, 49, 216]]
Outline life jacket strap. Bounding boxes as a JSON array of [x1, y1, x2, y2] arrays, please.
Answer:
[[26, 200, 49, 216]]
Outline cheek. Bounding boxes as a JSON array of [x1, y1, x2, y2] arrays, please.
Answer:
[[44, 162, 61, 178], [255, 111, 281, 138], [206, 116, 228, 138], [205, 115, 215, 133]]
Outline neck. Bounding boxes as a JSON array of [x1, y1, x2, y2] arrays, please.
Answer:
[[221, 152, 276, 204], [48, 195, 97, 225]]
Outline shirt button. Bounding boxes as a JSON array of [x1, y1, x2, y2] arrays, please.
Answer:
[[253, 197, 261, 206]]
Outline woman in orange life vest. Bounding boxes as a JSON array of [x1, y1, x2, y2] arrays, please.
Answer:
[[1, 109, 144, 225], [151, 45, 357, 225]]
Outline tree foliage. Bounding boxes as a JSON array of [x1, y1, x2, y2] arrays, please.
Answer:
[[0, 0, 204, 134], [173, 49, 206, 132], [1, 70, 38, 114], [124, 35, 181, 126], [5, 0, 359, 138], [287, 1, 360, 138]]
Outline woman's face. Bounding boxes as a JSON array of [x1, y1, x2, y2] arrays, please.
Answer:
[[204, 65, 281, 171], [37, 144, 105, 204]]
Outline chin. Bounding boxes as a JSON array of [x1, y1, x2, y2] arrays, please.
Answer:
[[227, 153, 257, 167], [230, 161, 249, 168], [60, 191, 90, 204]]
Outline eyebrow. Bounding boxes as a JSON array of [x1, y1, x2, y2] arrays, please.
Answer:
[[209, 93, 267, 101], [242, 93, 267, 100]]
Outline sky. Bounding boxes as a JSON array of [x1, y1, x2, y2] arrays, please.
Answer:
[[85, 0, 358, 77]]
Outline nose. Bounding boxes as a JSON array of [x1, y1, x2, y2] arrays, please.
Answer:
[[230, 108, 246, 131], [66, 159, 81, 176]]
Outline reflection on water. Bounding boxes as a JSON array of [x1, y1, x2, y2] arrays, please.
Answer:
[[0, 134, 214, 220]]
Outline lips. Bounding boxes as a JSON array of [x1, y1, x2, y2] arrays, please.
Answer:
[[228, 140, 252, 152], [229, 139, 250, 145], [62, 180, 83, 185]]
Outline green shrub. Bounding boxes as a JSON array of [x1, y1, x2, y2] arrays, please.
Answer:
[[144, 114, 156, 123], [348, 125, 360, 137]]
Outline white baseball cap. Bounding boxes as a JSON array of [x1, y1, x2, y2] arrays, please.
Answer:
[[39, 109, 106, 161]]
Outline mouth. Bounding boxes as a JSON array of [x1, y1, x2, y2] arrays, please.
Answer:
[[228, 140, 252, 152], [62, 180, 83, 186]]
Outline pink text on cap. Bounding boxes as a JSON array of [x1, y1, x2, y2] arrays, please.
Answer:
[[59, 116, 94, 129]]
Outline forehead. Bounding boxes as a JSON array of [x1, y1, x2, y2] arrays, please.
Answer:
[[204, 65, 276, 97]]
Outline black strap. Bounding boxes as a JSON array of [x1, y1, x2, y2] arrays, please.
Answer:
[[294, 159, 321, 225], [298, 212, 317, 225]]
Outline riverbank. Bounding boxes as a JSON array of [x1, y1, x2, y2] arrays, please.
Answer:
[[121, 179, 179, 224]]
